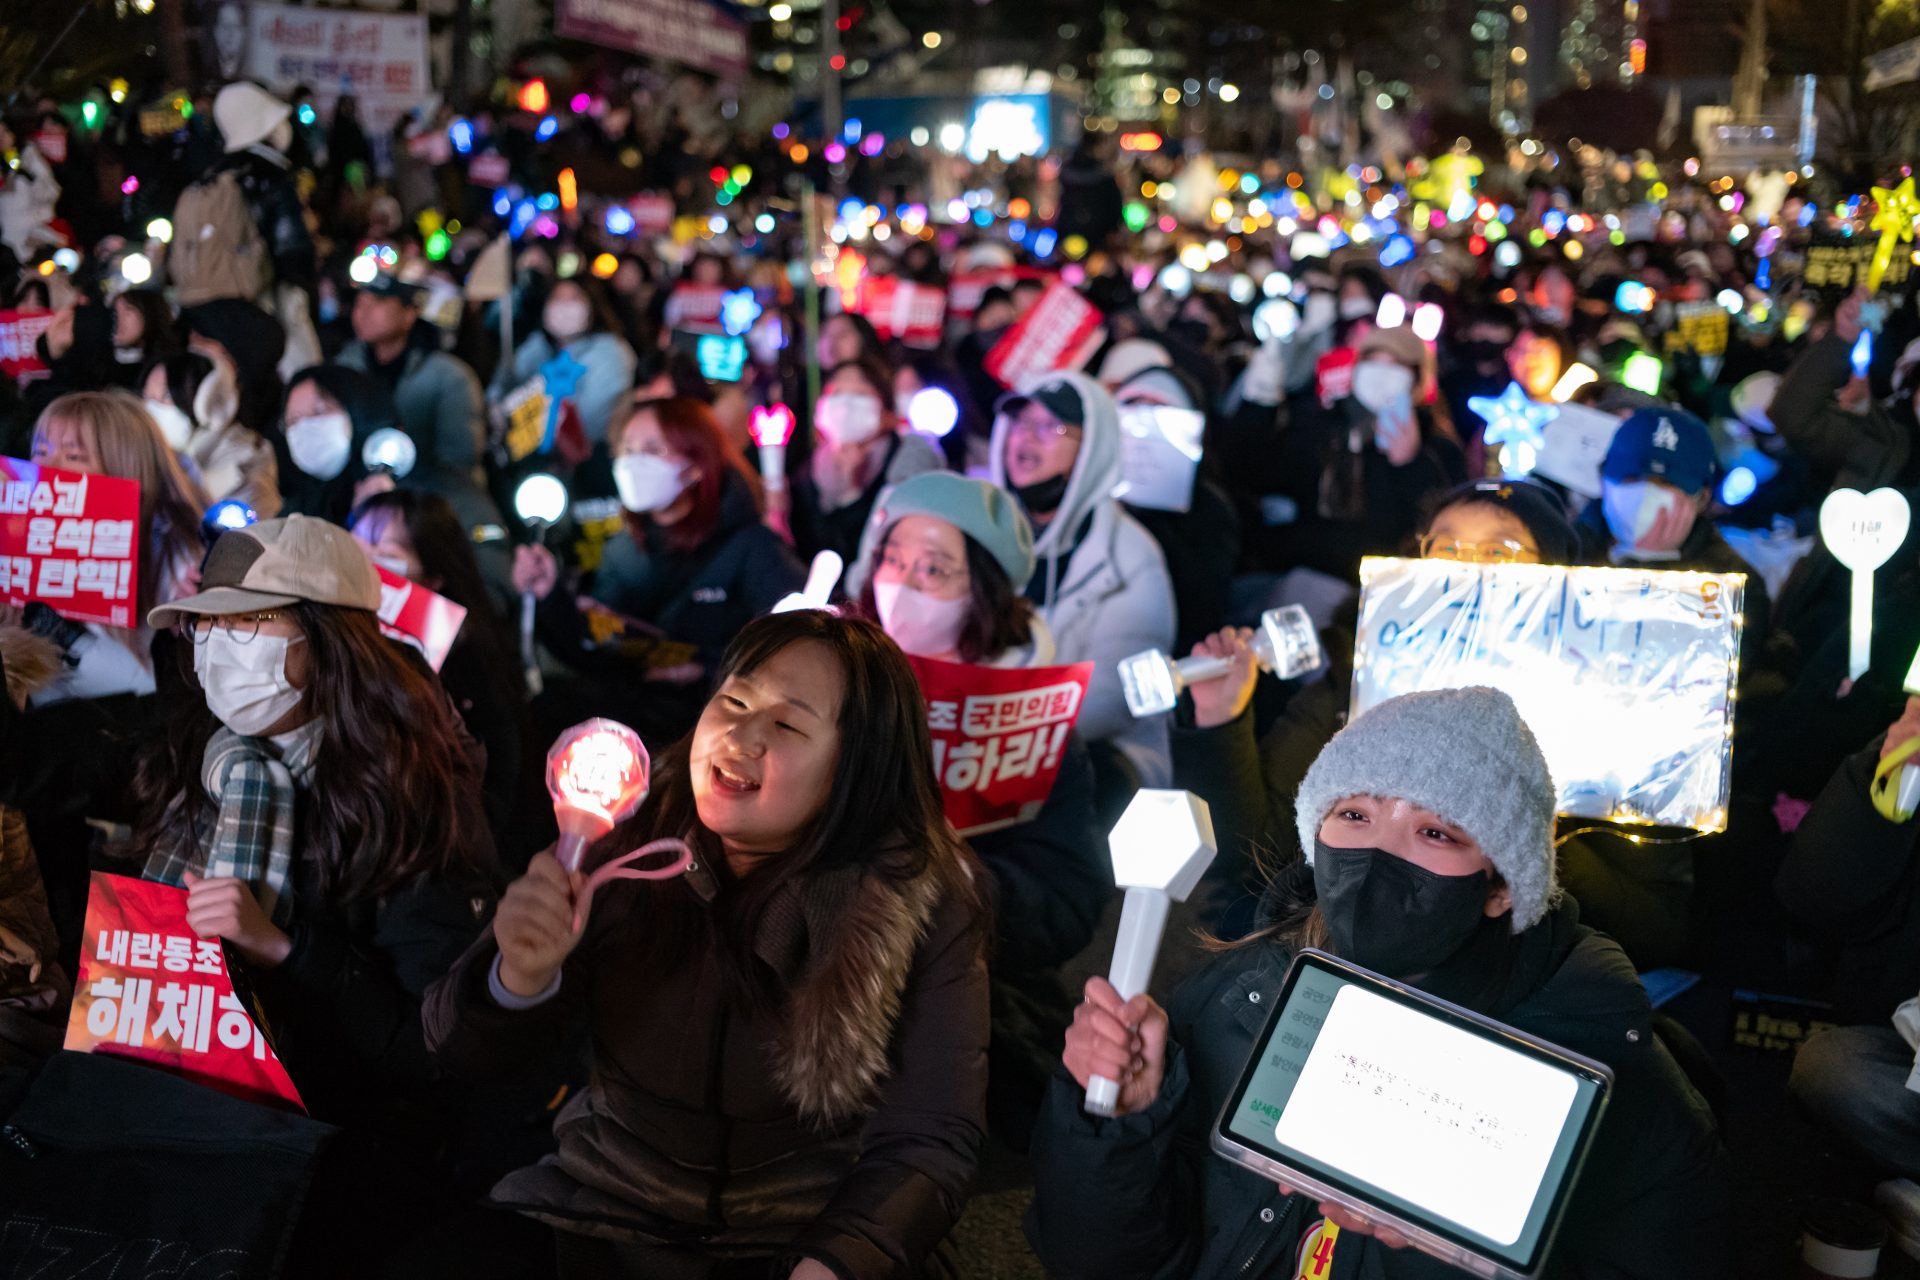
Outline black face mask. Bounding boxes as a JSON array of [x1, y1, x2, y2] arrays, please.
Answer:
[[1014, 472, 1071, 517], [1313, 840, 1491, 978]]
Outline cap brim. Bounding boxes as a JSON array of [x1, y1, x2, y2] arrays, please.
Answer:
[[148, 586, 301, 630]]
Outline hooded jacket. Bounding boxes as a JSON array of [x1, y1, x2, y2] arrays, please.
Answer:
[[989, 370, 1176, 787], [422, 845, 988, 1278], [275, 365, 392, 524], [1025, 895, 1731, 1279]]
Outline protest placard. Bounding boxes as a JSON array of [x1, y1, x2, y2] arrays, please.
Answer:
[[984, 283, 1106, 388], [0, 458, 141, 628], [1351, 557, 1745, 831], [907, 656, 1094, 835], [64, 872, 305, 1112], [664, 284, 728, 334], [373, 565, 467, 672], [1532, 401, 1625, 499], [245, 4, 430, 139], [1116, 405, 1204, 513], [855, 276, 949, 349], [0, 310, 53, 383]]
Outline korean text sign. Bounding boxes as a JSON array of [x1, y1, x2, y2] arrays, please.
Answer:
[[0, 457, 141, 628], [908, 656, 1094, 836], [855, 277, 948, 349], [984, 284, 1106, 388], [0, 310, 53, 382], [64, 872, 305, 1112], [374, 565, 467, 672], [245, 3, 430, 138], [1351, 558, 1745, 832]]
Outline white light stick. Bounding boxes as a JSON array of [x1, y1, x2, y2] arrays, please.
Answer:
[[1375, 294, 1407, 329], [1820, 487, 1911, 681], [514, 472, 571, 697], [1086, 789, 1217, 1117], [1118, 606, 1322, 718], [772, 550, 844, 613]]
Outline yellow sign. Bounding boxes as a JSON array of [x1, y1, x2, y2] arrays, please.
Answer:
[[1295, 1217, 1342, 1280]]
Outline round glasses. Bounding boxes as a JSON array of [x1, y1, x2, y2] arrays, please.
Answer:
[[186, 611, 291, 645]]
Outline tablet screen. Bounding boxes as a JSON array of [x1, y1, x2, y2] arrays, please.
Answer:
[[1220, 955, 1608, 1272]]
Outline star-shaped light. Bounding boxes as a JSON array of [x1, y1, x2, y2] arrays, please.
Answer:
[[721, 287, 763, 337], [1868, 178, 1920, 291], [1469, 381, 1560, 477]]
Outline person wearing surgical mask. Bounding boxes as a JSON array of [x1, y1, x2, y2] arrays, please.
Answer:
[[1031, 688, 1732, 1279], [132, 515, 509, 1256], [785, 357, 944, 564], [848, 471, 1105, 1141], [514, 397, 803, 745], [275, 365, 392, 525], [143, 352, 281, 517], [488, 276, 637, 451]]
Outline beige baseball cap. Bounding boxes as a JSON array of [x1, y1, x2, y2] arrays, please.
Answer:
[[148, 515, 381, 629]]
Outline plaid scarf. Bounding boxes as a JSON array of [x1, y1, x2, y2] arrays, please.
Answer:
[[144, 722, 321, 925]]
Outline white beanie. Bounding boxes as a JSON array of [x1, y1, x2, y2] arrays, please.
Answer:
[[214, 83, 292, 154], [1098, 338, 1174, 390]]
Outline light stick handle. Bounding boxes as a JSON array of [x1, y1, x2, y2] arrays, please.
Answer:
[[1851, 571, 1875, 682], [1171, 653, 1235, 686], [1902, 765, 1920, 818], [521, 589, 542, 696], [1086, 887, 1173, 1118], [758, 441, 787, 488]]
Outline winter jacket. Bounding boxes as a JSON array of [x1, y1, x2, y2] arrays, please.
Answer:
[[422, 846, 989, 1279], [1127, 474, 1242, 656], [213, 146, 317, 293], [540, 470, 805, 681], [1026, 899, 1731, 1280], [185, 418, 282, 518], [0, 627, 69, 1069], [791, 431, 946, 565], [1776, 734, 1920, 1024], [490, 330, 640, 447], [990, 371, 1177, 787], [1771, 332, 1914, 496]]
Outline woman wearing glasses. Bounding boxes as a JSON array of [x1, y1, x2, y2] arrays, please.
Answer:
[[847, 472, 1106, 1142], [131, 516, 518, 1239], [1173, 479, 1580, 936]]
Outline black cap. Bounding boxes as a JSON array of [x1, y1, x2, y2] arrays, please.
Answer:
[[996, 377, 1085, 429]]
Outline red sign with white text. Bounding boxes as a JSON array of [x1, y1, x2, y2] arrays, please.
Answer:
[[1316, 347, 1358, 407], [64, 873, 306, 1113], [664, 284, 727, 334], [907, 656, 1093, 836], [984, 283, 1107, 389], [0, 457, 141, 628], [0, 310, 54, 382], [855, 276, 948, 349], [374, 565, 468, 672]]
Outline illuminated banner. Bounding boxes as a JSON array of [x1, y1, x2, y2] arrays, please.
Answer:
[[245, 4, 430, 139], [556, 0, 748, 77], [1351, 558, 1744, 832]]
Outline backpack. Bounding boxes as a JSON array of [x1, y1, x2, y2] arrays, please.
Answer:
[[168, 169, 270, 305]]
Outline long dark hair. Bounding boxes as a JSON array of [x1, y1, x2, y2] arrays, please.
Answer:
[[618, 396, 761, 556], [130, 601, 490, 903], [856, 528, 1035, 663], [604, 610, 984, 1010]]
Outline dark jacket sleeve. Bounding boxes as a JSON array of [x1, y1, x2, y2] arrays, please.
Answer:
[[1777, 735, 1920, 931], [420, 910, 604, 1081], [1772, 332, 1908, 485], [970, 734, 1105, 973], [788, 894, 989, 1280]]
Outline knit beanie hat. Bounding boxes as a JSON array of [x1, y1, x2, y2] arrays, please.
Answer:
[[1426, 478, 1578, 565], [1294, 687, 1559, 931], [856, 470, 1036, 591]]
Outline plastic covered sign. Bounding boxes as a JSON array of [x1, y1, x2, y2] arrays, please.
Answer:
[[1351, 558, 1745, 832], [1116, 405, 1204, 513]]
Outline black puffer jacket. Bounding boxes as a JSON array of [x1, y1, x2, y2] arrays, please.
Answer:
[[1026, 898, 1731, 1279]]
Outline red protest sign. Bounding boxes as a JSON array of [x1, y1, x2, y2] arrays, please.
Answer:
[[374, 565, 468, 672], [629, 193, 675, 234], [664, 283, 727, 333], [64, 872, 305, 1113], [1316, 347, 1358, 407], [468, 152, 511, 188], [907, 655, 1094, 836], [856, 276, 948, 349], [947, 269, 1018, 321], [984, 283, 1107, 388], [0, 310, 54, 383], [0, 457, 141, 628]]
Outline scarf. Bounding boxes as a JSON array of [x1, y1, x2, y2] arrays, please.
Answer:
[[144, 722, 321, 925]]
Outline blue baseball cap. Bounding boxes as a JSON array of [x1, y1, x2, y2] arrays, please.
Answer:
[[1601, 407, 1716, 494]]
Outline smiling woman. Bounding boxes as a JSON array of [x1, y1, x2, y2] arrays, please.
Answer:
[[424, 610, 992, 1279]]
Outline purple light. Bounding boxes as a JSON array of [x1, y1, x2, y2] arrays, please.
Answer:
[[120, 176, 139, 195], [859, 132, 884, 157], [824, 142, 847, 164], [773, 122, 790, 140], [570, 93, 590, 114]]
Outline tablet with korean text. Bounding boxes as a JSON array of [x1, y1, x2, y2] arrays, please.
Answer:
[[1212, 950, 1612, 1279]]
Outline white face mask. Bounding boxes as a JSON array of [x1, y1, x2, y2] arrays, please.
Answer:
[[195, 629, 306, 737], [1351, 361, 1416, 414], [613, 452, 689, 513], [1339, 294, 1376, 321], [1301, 292, 1337, 335], [874, 579, 972, 658], [1602, 480, 1688, 552], [544, 298, 591, 340], [146, 399, 194, 451], [287, 413, 354, 480], [816, 394, 886, 446]]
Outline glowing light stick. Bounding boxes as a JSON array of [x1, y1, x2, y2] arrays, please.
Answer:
[[1375, 294, 1406, 330], [363, 428, 419, 479], [772, 550, 844, 613], [750, 404, 797, 492], [513, 472, 570, 696], [1869, 178, 1920, 294], [907, 387, 960, 438], [1621, 351, 1664, 396], [1469, 382, 1559, 478], [1820, 487, 1912, 680], [1119, 606, 1322, 718], [1411, 303, 1444, 343], [1852, 330, 1874, 380], [545, 719, 691, 923], [1085, 790, 1217, 1117], [1550, 362, 1598, 402]]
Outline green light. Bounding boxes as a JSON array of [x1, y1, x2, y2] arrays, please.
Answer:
[[716, 189, 734, 206], [1621, 351, 1664, 395], [81, 101, 100, 128], [425, 230, 450, 261], [1123, 201, 1150, 233], [1528, 228, 1547, 247], [722, 179, 739, 196], [1484, 220, 1507, 242]]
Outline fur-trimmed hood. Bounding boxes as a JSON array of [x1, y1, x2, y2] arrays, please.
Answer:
[[1, 626, 60, 710]]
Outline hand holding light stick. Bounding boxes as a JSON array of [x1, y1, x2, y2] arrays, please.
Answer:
[[546, 719, 692, 925], [1852, 330, 1875, 381], [513, 472, 570, 697], [1119, 606, 1321, 718], [1086, 790, 1217, 1117], [750, 404, 797, 492], [1819, 487, 1911, 682]]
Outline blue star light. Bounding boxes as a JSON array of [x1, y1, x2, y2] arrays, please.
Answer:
[[1469, 381, 1559, 477], [720, 288, 763, 338]]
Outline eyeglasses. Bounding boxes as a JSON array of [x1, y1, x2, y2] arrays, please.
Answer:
[[1008, 415, 1082, 442], [187, 612, 291, 645], [1418, 536, 1541, 565], [878, 548, 968, 590]]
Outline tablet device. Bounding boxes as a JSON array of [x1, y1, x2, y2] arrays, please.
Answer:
[[1211, 949, 1612, 1279]]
